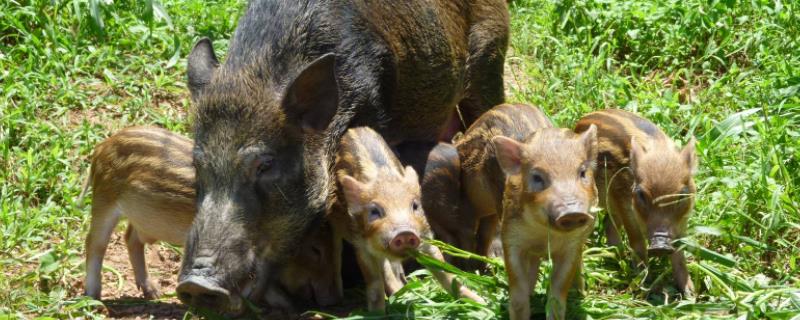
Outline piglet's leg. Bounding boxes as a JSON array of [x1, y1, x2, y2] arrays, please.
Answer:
[[332, 232, 344, 299], [124, 225, 159, 299], [356, 251, 386, 312], [671, 249, 695, 298], [603, 214, 622, 247], [383, 260, 405, 296], [505, 245, 533, 320], [612, 198, 648, 263], [420, 243, 486, 304], [548, 246, 582, 320]]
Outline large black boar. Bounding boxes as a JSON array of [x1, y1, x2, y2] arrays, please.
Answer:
[[177, 0, 508, 312]]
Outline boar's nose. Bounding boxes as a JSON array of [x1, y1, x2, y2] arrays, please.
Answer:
[[648, 232, 675, 256], [390, 231, 420, 254], [177, 276, 231, 311], [554, 212, 593, 231]]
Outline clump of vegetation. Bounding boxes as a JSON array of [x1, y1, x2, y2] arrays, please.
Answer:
[[1, 0, 797, 318]]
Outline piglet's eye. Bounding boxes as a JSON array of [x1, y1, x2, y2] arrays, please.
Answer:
[[412, 199, 421, 213], [579, 165, 592, 184], [635, 187, 648, 205], [367, 204, 384, 223], [529, 172, 547, 192]]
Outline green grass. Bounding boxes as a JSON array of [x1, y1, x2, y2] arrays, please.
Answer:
[[1, 0, 798, 318]]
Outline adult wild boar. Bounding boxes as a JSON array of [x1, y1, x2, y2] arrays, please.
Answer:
[[177, 0, 509, 312]]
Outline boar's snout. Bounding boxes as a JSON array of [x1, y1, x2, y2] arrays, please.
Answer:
[[648, 232, 675, 256], [390, 231, 420, 254], [177, 275, 232, 311]]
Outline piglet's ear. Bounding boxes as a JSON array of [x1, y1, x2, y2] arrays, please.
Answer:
[[579, 124, 598, 160], [282, 53, 339, 134], [403, 165, 419, 185], [682, 137, 698, 175], [630, 136, 645, 173], [492, 135, 524, 176], [339, 175, 366, 210]]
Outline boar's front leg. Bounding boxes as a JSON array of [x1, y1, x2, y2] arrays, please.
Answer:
[[356, 251, 386, 312], [548, 246, 582, 320], [419, 242, 486, 304], [263, 284, 295, 314], [459, 0, 509, 125], [671, 249, 695, 298]]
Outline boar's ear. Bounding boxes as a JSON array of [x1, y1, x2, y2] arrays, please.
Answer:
[[187, 38, 219, 100], [579, 124, 598, 160], [682, 137, 698, 175], [339, 175, 366, 210], [492, 135, 524, 176], [403, 165, 419, 185], [282, 53, 339, 134]]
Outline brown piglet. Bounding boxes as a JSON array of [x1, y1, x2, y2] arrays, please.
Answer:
[[82, 126, 195, 300], [82, 127, 338, 309], [436, 102, 596, 319], [493, 126, 599, 320], [328, 127, 484, 312], [455, 103, 555, 265], [421, 142, 477, 267], [575, 109, 697, 295]]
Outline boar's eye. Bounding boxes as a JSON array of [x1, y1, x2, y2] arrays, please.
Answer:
[[311, 246, 322, 260], [255, 155, 275, 176], [192, 148, 206, 166], [367, 204, 384, 223], [528, 171, 548, 192]]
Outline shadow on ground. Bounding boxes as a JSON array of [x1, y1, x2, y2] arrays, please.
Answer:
[[103, 296, 187, 319], [528, 292, 588, 320]]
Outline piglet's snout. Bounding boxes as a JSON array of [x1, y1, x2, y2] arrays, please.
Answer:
[[555, 212, 593, 231], [551, 199, 593, 231], [390, 231, 420, 254], [648, 232, 675, 256]]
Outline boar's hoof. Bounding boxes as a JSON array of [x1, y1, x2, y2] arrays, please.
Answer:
[[554, 212, 593, 231], [390, 231, 420, 254], [177, 276, 231, 311]]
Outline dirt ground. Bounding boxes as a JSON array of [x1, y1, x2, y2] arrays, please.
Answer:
[[83, 231, 188, 319], [86, 230, 365, 319]]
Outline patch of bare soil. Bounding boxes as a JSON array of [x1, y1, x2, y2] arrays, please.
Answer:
[[503, 47, 532, 97], [78, 231, 367, 319]]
